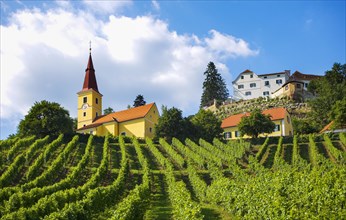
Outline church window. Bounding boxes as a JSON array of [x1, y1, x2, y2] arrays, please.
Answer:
[[83, 97, 87, 103], [83, 112, 86, 117], [96, 98, 98, 104]]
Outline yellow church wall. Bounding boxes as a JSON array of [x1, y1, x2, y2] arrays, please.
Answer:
[[95, 122, 118, 136], [77, 89, 102, 129], [119, 119, 146, 138], [143, 104, 159, 138]]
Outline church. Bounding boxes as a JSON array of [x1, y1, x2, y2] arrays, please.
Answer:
[[76, 50, 159, 138]]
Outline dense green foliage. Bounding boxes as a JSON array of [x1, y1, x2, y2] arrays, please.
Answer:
[[154, 106, 187, 142], [190, 109, 222, 142], [103, 107, 114, 115], [155, 107, 222, 142], [0, 133, 345, 219], [238, 108, 275, 138], [200, 62, 229, 108], [133, 94, 146, 107], [18, 100, 74, 138], [308, 63, 346, 130]]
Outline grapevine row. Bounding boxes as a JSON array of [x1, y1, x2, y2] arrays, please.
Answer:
[[172, 138, 204, 169], [44, 135, 129, 219], [146, 138, 203, 219], [185, 138, 222, 167], [159, 138, 185, 168], [2, 135, 96, 219]]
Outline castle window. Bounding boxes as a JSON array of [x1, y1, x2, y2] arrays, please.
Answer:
[[241, 76, 244, 79], [276, 79, 282, 84], [263, 76, 267, 79], [265, 81, 269, 86], [83, 112, 86, 117], [304, 83, 308, 88], [96, 98, 98, 104], [250, 74, 253, 78], [250, 83, 256, 88], [263, 91, 269, 96], [238, 84, 244, 89], [245, 91, 251, 96], [297, 83, 301, 89], [277, 74, 281, 77], [83, 97, 87, 103]]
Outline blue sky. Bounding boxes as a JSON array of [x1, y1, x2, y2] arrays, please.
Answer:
[[1, 0, 345, 139]]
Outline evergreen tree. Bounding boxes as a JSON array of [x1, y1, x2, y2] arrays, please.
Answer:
[[200, 62, 229, 108], [133, 94, 146, 107], [103, 107, 114, 115]]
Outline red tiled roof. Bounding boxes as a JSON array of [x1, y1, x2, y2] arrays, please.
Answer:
[[319, 121, 334, 134], [289, 71, 321, 81], [81, 53, 99, 93], [241, 69, 253, 74], [221, 107, 287, 128], [77, 103, 156, 131]]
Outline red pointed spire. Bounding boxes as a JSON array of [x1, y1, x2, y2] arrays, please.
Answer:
[[82, 52, 99, 93]]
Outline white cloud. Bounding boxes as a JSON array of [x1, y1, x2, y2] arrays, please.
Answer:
[[152, 0, 160, 10], [83, 0, 132, 14], [205, 29, 259, 59], [0, 4, 258, 138]]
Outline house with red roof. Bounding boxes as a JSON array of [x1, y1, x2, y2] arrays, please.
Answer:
[[271, 71, 321, 101], [76, 49, 159, 138], [221, 107, 293, 139]]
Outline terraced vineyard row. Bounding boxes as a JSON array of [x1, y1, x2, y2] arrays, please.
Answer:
[[0, 133, 345, 219]]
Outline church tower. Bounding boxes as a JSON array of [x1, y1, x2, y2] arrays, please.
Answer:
[[77, 49, 102, 129]]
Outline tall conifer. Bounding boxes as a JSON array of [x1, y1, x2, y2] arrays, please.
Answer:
[[200, 62, 229, 108]]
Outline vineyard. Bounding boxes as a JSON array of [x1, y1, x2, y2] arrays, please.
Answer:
[[0, 133, 345, 219]]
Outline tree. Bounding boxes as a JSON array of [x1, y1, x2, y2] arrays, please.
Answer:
[[103, 107, 114, 115], [330, 97, 346, 129], [238, 109, 275, 138], [154, 106, 185, 142], [308, 63, 346, 130], [200, 62, 229, 108], [133, 94, 146, 107], [18, 100, 74, 138], [190, 109, 222, 142]]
